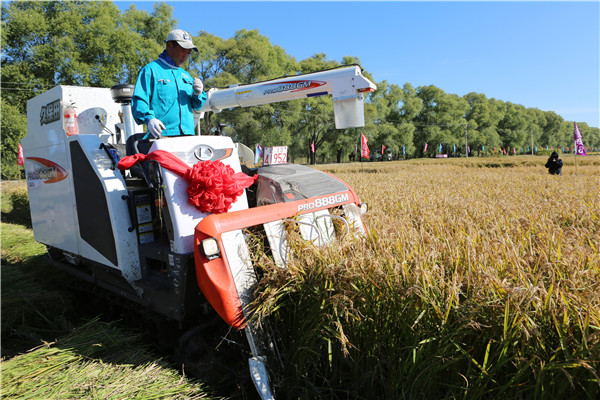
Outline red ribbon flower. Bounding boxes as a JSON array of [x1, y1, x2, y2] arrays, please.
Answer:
[[118, 150, 257, 214]]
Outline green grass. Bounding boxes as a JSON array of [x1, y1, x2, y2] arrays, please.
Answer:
[[1, 195, 73, 356], [1, 180, 222, 400]]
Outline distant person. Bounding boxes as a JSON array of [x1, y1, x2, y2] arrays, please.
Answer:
[[132, 29, 207, 138], [545, 151, 563, 175]]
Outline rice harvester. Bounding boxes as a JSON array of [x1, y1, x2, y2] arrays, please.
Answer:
[[21, 65, 376, 399]]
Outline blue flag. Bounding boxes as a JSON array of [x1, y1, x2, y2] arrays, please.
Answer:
[[403, 145, 405, 155], [254, 144, 263, 164]]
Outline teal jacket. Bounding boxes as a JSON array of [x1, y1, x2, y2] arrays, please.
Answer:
[[132, 58, 207, 136]]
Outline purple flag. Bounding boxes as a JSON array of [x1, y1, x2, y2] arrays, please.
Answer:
[[574, 122, 587, 156]]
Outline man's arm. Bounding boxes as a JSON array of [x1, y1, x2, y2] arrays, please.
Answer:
[[132, 66, 156, 126], [191, 90, 208, 111], [191, 78, 207, 111]]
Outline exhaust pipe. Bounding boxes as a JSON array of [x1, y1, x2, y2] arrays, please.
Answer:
[[110, 84, 137, 144]]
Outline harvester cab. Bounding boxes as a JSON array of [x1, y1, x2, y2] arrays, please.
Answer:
[[21, 65, 376, 399]]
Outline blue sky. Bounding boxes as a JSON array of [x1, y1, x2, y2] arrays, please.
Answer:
[[116, 1, 600, 127]]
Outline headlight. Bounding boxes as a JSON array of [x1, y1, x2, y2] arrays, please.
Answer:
[[359, 202, 369, 215], [201, 238, 221, 259]]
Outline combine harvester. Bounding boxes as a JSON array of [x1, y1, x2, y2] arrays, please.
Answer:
[[21, 65, 376, 399]]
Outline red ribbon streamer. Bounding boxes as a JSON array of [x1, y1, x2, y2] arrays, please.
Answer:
[[118, 150, 257, 214]]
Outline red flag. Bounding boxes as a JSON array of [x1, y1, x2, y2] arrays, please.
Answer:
[[381, 145, 386, 155], [311, 141, 315, 153], [361, 133, 369, 158], [17, 144, 24, 166]]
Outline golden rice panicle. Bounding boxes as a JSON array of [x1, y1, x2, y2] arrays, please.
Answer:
[[255, 158, 599, 399]]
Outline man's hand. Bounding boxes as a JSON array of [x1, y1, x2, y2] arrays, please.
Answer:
[[148, 118, 165, 138], [193, 78, 204, 95]]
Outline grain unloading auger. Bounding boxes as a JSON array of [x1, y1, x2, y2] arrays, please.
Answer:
[[21, 65, 376, 399]]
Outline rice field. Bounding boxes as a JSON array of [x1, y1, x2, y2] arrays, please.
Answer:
[[253, 155, 600, 399], [2, 155, 599, 399]]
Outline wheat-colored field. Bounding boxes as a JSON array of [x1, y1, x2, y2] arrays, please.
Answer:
[[2, 156, 599, 399], [255, 156, 600, 399]]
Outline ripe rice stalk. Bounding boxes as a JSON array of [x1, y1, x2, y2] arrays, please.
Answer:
[[1, 318, 217, 399], [252, 159, 599, 399]]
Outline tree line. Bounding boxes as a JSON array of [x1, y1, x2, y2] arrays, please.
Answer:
[[2, 1, 598, 178]]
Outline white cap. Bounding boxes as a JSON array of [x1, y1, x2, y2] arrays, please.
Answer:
[[166, 29, 198, 52]]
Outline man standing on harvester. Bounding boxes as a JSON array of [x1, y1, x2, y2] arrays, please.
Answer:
[[132, 29, 207, 138]]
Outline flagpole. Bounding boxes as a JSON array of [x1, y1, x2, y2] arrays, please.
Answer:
[[575, 139, 578, 174], [464, 124, 468, 158], [531, 130, 534, 155], [358, 130, 363, 174]]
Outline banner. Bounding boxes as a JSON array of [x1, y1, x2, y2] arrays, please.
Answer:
[[17, 144, 24, 166], [361, 133, 369, 158], [311, 141, 315, 153], [381, 144, 386, 155], [574, 122, 587, 156], [424, 143, 428, 153]]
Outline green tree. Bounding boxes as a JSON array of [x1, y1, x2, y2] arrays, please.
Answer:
[[540, 111, 565, 148], [415, 85, 468, 156], [464, 93, 506, 153], [294, 54, 340, 164], [366, 81, 418, 157], [575, 122, 600, 149], [523, 107, 547, 153], [189, 29, 301, 148], [497, 102, 528, 152], [1, 1, 175, 178], [0, 99, 27, 178]]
